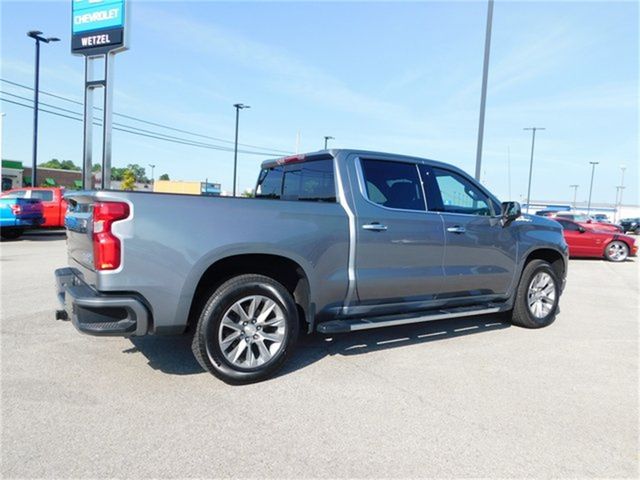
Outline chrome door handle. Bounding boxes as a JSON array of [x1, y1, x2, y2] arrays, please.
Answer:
[[446, 226, 466, 234], [362, 223, 388, 232]]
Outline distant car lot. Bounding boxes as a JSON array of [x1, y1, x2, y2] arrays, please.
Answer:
[[1, 234, 638, 478]]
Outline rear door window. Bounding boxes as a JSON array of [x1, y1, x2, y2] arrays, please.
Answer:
[[360, 159, 425, 211], [2, 190, 26, 198], [31, 190, 54, 201]]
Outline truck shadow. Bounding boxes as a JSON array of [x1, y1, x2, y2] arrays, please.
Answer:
[[126, 314, 510, 378]]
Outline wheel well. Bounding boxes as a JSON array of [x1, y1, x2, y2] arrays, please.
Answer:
[[187, 254, 311, 332], [524, 248, 565, 279]]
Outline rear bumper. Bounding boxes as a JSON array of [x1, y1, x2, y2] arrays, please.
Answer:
[[54, 267, 149, 337]]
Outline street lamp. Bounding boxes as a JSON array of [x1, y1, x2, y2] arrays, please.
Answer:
[[569, 184, 579, 210], [474, 0, 494, 181], [148, 164, 156, 185], [232, 103, 250, 196], [523, 127, 545, 213], [586, 161, 599, 215], [0, 113, 5, 167], [323, 136, 334, 149], [27, 30, 59, 187]]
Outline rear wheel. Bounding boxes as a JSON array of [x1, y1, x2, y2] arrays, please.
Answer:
[[604, 241, 629, 262], [510, 259, 560, 329], [192, 274, 299, 384]]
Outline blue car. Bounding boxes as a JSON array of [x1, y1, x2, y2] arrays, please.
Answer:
[[0, 197, 44, 239]]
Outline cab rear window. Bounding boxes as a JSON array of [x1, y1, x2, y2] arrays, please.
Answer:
[[256, 159, 336, 202]]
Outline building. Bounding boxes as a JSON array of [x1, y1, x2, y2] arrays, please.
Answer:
[[154, 180, 221, 196], [2, 159, 89, 191]]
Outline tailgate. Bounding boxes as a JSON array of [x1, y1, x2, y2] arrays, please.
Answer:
[[16, 198, 43, 218], [65, 194, 96, 272]]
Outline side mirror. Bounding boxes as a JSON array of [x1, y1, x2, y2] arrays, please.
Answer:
[[500, 201, 521, 226], [578, 226, 586, 233]]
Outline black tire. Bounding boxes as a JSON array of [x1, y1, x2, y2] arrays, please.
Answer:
[[604, 240, 629, 262], [192, 274, 299, 384], [0, 229, 23, 240], [509, 259, 560, 329]]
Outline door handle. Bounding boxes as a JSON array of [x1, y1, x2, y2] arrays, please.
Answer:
[[362, 223, 388, 232], [446, 226, 466, 234]]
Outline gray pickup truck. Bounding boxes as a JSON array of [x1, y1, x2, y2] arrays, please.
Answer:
[[55, 149, 568, 383]]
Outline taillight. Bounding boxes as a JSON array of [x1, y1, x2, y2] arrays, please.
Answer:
[[9, 204, 21, 215], [92, 201, 130, 270]]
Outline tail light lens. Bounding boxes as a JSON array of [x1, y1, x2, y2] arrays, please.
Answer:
[[9, 204, 22, 215], [93, 201, 130, 270]]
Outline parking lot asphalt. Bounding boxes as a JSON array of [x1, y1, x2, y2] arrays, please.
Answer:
[[1, 232, 638, 478]]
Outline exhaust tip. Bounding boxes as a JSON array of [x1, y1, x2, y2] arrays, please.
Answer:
[[56, 310, 68, 321]]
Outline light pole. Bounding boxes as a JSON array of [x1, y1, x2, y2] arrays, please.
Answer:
[[569, 184, 579, 210], [324, 136, 334, 149], [27, 30, 59, 187], [474, 0, 494, 181], [0, 113, 5, 167], [618, 165, 626, 206], [524, 127, 545, 213], [586, 161, 599, 215], [148, 164, 156, 185], [232, 103, 250, 196]]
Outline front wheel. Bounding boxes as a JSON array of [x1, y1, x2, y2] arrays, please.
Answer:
[[604, 241, 629, 262], [192, 274, 299, 384], [509, 259, 560, 329]]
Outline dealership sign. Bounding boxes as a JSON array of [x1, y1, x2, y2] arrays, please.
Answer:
[[71, 0, 127, 56]]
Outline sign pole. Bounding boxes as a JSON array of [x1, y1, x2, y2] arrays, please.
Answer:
[[82, 56, 94, 189], [72, 0, 127, 190], [101, 52, 114, 189]]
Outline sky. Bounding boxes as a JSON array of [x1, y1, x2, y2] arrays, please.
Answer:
[[0, 0, 638, 204]]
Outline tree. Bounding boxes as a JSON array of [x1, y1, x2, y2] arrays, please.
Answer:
[[121, 169, 136, 191], [125, 164, 148, 183], [39, 159, 81, 171], [159, 173, 170, 181], [110, 167, 125, 181], [241, 189, 255, 198], [91, 164, 102, 172]]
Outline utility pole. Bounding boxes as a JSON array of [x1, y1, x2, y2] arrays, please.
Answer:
[[27, 30, 59, 187], [232, 103, 250, 197], [618, 165, 626, 206], [324, 136, 334, 150], [569, 184, 579, 210], [586, 161, 599, 215], [524, 127, 545, 213], [474, 0, 494, 181], [148, 164, 156, 186]]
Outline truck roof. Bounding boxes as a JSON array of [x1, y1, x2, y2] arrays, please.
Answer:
[[260, 148, 458, 171]]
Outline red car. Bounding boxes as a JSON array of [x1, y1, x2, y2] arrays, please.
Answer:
[[555, 218, 637, 262], [0, 187, 68, 228], [553, 212, 623, 233]]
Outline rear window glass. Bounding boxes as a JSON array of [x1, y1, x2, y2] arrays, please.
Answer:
[[31, 190, 53, 201], [257, 159, 336, 202], [256, 166, 284, 199]]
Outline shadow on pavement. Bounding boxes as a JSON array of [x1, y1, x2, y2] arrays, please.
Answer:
[[1, 230, 66, 242], [127, 314, 510, 379]]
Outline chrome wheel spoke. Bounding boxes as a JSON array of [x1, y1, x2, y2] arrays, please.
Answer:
[[256, 339, 272, 363], [260, 331, 284, 343], [222, 317, 243, 332], [256, 299, 277, 324], [220, 331, 241, 349]]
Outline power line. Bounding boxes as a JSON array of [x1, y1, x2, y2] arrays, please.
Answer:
[[0, 78, 293, 155], [0, 95, 285, 156]]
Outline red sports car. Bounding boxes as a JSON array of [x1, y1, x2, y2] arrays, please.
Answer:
[[554, 218, 637, 262], [553, 213, 623, 233]]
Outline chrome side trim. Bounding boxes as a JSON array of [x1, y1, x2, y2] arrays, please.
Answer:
[[349, 307, 501, 331], [334, 154, 357, 315]]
